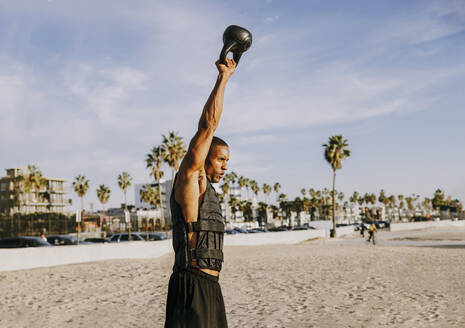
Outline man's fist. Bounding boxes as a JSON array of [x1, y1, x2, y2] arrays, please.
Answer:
[[216, 58, 236, 78]]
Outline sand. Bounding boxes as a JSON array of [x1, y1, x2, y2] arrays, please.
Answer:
[[1, 228, 465, 328]]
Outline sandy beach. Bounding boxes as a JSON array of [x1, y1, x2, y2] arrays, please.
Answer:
[[1, 228, 465, 328]]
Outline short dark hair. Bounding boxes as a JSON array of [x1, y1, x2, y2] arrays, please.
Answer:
[[209, 136, 229, 154]]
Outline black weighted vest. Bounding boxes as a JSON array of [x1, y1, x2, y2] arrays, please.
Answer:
[[170, 175, 225, 273]]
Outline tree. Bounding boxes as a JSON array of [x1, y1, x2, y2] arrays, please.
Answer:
[[238, 200, 253, 221], [73, 174, 89, 244], [73, 175, 89, 213], [118, 171, 133, 238], [398, 194, 404, 220], [117, 172, 133, 210], [273, 182, 281, 204], [432, 189, 445, 210], [244, 178, 251, 200], [277, 193, 287, 226], [388, 195, 397, 220], [263, 184, 272, 203], [250, 180, 260, 198], [96, 184, 111, 234], [405, 197, 414, 219], [25, 165, 47, 208], [229, 196, 239, 222], [422, 197, 432, 214], [238, 176, 248, 200], [220, 182, 230, 221], [139, 184, 162, 234], [140, 184, 161, 209], [161, 131, 187, 182], [96, 184, 111, 211], [146, 146, 165, 225], [322, 135, 350, 237]]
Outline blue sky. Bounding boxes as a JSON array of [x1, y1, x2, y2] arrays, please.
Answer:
[[1, 0, 464, 210]]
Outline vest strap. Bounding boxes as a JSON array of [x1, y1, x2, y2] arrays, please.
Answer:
[[187, 220, 225, 233], [191, 248, 223, 261]]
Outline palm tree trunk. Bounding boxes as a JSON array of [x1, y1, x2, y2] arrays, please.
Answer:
[[157, 177, 165, 228], [332, 170, 337, 238], [124, 190, 131, 240], [78, 196, 83, 245]]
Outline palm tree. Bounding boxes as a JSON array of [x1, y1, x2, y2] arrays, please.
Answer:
[[244, 178, 251, 200], [273, 182, 281, 205], [263, 184, 272, 204], [322, 135, 350, 237], [277, 193, 287, 226], [220, 182, 230, 220], [432, 189, 445, 211], [26, 165, 47, 208], [422, 197, 432, 215], [117, 172, 133, 210], [238, 200, 253, 222], [398, 194, 404, 220], [146, 146, 165, 226], [96, 184, 111, 234], [140, 184, 162, 234], [388, 195, 397, 220], [73, 174, 89, 244], [96, 184, 111, 212], [250, 180, 260, 198], [238, 176, 248, 200], [161, 131, 187, 182], [229, 196, 239, 222], [300, 188, 306, 197], [405, 197, 414, 219], [118, 171, 133, 238]]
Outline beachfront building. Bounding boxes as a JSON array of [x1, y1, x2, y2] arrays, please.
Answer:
[[134, 179, 172, 226], [0, 168, 70, 216]]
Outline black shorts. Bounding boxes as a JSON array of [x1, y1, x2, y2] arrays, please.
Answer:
[[164, 268, 228, 328]]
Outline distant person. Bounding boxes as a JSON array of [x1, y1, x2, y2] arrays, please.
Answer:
[[367, 223, 377, 245], [40, 230, 47, 242], [164, 58, 236, 328], [360, 222, 366, 237]]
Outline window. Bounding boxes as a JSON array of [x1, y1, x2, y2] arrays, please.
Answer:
[[0, 182, 6, 191]]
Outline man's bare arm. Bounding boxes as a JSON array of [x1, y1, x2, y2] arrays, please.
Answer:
[[175, 58, 236, 219], [179, 58, 236, 176]]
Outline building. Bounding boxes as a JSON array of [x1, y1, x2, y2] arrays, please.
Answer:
[[134, 179, 173, 225], [0, 168, 70, 215]]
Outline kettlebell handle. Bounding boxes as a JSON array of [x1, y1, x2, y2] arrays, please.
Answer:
[[218, 25, 252, 67]]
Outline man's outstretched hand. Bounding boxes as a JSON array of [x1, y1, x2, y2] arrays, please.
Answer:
[[216, 58, 236, 78]]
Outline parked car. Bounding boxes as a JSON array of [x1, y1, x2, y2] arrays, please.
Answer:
[[412, 216, 430, 222], [233, 227, 248, 234], [138, 232, 168, 241], [0, 236, 52, 248], [84, 237, 109, 243], [46, 235, 91, 245], [378, 221, 391, 229], [108, 232, 146, 242], [293, 226, 311, 231], [225, 229, 239, 234], [269, 226, 288, 232], [247, 228, 265, 233]]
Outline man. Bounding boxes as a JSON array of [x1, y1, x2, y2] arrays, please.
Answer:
[[164, 57, 236, 328], [367, 222, 377, 245]]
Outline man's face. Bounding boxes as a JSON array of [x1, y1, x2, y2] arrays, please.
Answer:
[[205, 145, 230, 183]]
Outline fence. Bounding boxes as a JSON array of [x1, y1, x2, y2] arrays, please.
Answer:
[[0, 212, 168, 239], [0, 213, 78, 238]]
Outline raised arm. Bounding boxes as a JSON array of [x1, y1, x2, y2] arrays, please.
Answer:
[[178, 58, 236, 178]]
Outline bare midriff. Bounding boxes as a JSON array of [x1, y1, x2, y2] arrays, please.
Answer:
[[190, 261, 220, 277]]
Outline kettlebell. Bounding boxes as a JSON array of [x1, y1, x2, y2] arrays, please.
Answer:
[[219, 25, 252, 66]]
